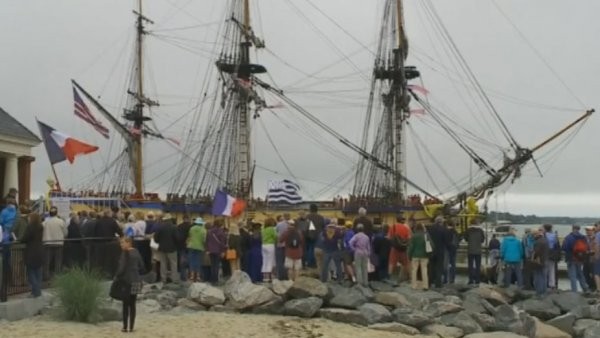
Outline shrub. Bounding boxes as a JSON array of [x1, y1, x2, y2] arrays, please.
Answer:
[[52, 267, 103, 323]]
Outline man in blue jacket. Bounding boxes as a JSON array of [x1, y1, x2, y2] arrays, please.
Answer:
[[562, 225, 590, 292], [501, 227, 524, 287]]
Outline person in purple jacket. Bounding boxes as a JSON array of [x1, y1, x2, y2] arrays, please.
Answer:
[[349, 224, 371, 286], [320, 222, 343, 282], [206, 219, 227, 285]]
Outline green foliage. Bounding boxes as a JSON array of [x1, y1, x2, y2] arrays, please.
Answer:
[[486, 211, 597, 225], [51, 267, 103, 323]]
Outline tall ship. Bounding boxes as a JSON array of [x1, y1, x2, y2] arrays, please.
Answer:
[[46, 0, 593, 230]]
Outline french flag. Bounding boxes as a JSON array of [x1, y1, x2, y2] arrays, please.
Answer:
[[211, 190, 246, 217], [37, 120, 99, 164]]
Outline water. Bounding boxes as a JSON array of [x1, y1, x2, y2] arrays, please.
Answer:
[[489, 223, 576, 240]]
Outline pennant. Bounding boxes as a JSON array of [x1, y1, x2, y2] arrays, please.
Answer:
[[73, 86, 110, 138], [37, 120, 99, 164], [211, 190, 245, 217], [407, 84, 430, 96]]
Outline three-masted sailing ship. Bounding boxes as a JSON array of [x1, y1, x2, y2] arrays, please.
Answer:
[[51, 0, 593, 228]]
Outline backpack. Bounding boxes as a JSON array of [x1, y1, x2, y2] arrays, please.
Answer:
[[287, 230, 301, 249], [547, 235, 561, 262], [390, 224, 409, 251], [573, 238, 588, 262]]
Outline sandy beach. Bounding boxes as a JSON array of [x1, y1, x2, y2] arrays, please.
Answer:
[[1, 312, 431, 338]]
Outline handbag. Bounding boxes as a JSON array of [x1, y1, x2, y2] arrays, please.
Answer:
[[226, 249, 237, 260], [109, 278, 130, 301], [425, 233, 433, 254], [150, 238, 159, 250]]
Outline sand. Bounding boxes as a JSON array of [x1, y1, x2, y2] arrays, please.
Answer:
[[1, 312, 432, 338]]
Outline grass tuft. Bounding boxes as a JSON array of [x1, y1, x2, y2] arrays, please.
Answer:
[[51, 267, 103, 323]]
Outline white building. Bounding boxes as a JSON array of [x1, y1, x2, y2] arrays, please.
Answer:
[[0, 107, 41, 203]]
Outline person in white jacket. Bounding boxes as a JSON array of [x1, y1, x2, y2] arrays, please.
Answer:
[[42, 207, 67, 278]]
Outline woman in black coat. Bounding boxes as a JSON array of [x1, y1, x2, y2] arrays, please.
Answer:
[[64, 214, 85, 268], [20, 212, 44, 298]]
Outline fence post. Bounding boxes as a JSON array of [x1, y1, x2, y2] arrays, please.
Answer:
[[1, 245, 8, 302]]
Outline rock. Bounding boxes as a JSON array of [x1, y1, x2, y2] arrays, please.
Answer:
[[209, 304, 237, 313], [187, 283, 226, 306], [287, 277, 328, 299], [251, 297, 285, 315], [283, 297, 323, 318], [574, 319, 598, 337], [570, 305, 592, 320], [422, 324, 464, 338], [395, 287, 444, 309], [138, 299, 161, 314], [546, 313, 575, 336], [368, 322, 420, 335], [445, 295, 463, 305], [329, 287, 367, 309], [0, 293, 53, 321], [517, 299, 562, 321], [441, 311, 483, 335], [424, 301, 463, 317], [471, 312, 496, 332], [98, 306, 121, 322], [464, 333, 528, 338], [370, 281, 396, 292], [374, 292, 410, 307], [141, 272, 157, 284], [156, 291, 178, 309], [227, 282, 278, 310], [466, 286, 509, 306], [223, 270, 252, 297], [320, 308, 368, 326], [548, 292, 586, 314], [176, 298, 206, 311], [583, 323, 600, 338], [354, 284, 375, 301], [587, 304, 600, 319], [358, 303, 392, 324], [271, 279, 293, 296], [392, 306, 435, 329], [534, 318, 572, 338], [463, 293, 487, 314], [168, 306, 196, 315]]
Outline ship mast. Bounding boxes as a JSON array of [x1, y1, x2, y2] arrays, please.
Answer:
[[238, 0, 252, 199], [393, 0, 408, 201], [126, 0, 158, 197]]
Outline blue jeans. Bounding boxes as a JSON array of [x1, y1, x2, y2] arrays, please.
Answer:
[[187, 250, 202, 274], [27, 266, 42, 297], [503, 262, 523, 287], [468, 254, 482, 284], [567, 261, 589, 292], [304, 240, 316, 268], [320, 251, 342, 282], [443, 249, 457, 284], [533, 267, 547, 296]]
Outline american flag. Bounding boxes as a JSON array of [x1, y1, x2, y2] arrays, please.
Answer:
[[73, 86, 110, 139]]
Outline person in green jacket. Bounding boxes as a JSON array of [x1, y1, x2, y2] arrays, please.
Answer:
[[187, 217, 207, 282], [261, 218, 277, 282], [408, 223, 429, 290]]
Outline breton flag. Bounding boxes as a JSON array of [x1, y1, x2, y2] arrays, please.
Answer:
[[73, 86, 110, 139], [211, 190, 246, 217], [37, 121, 99, 164], [266, 179, 303, 204]]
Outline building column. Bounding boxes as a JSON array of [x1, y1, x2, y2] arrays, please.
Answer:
[[3, 154, 18, 197], [18, 156, 35, 205]]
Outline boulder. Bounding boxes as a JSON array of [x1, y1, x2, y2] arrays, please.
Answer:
[[162, 282, 188, 298], [424, 301, 463, 317], [251, 297, 285, 315], [223, 270, 252, 297], [138, 299, 161, 314], [392, 306, 435, 329], [283, 297, 323, 318], [547, 292, 586, 314], [422, 324, 464, 338], [358, 303, 393, 324], [466, 286, 509, 306], [517, 299, 562, 321], [271, 279, 294, 296], [574, 320, 600, 337], [463, 293, 487, 314], [209, 304, 237, 313], [471, 312, 497, 332], [319, 308, 368, 326], [464, 333, 528, 338], [98, 306, 121, 322], [441, 311, 483, 335], [329, 287, 367, 309], [374, 292, 410, 307], [187, 283, 226, 306], [493, 305, 537, 338], [368, 323, 420, 335], [176, 298, 206, 311], [156, 291, 178, 309], [546, 313, 576, 336], [287, 277, 328, 299], [227, 283, 278, 310], [583, 323, 600, 338], [393, 287, 443, 310], [445, 295, 463, 305], [354, 284, 375, 300], [534, 318, 572, 338], [571, 305, 592, 320], [370, 281, 396, 292]]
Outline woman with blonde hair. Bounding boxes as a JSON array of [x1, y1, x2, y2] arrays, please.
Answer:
[[261, 218, 277, 282]]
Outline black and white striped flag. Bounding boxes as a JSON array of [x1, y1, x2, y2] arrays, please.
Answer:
[[267, 179, 303, 204]]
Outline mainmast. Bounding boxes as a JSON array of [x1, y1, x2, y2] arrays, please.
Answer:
[[393, 0, 409, 201], [126, 0, 159, 197], [238, 0, 252, 199]]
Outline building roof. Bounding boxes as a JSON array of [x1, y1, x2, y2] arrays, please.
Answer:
[[0, 106, 41, 144]]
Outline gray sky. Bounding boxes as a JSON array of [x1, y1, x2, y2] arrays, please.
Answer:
[[1, 0, 599, 216]]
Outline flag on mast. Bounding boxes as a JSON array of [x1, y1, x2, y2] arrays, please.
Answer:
[[211, 190, 246, 217], [267, 179, 303, 204], [73, 85, 110, 139], [37, 120, 99, 164]]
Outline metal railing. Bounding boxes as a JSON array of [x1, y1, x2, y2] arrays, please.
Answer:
[[0, 237, 151, 302]]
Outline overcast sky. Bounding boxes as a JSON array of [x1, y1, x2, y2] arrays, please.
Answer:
[[1, 0, 599, 216]]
